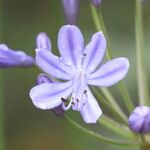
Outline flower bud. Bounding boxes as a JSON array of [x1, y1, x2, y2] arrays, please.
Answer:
[[91, 0, 102, 7], [62, 0, 79, 24], [0, 44, 34, 68], [128, 106, 150, 134], [36, 32, 51, 51]]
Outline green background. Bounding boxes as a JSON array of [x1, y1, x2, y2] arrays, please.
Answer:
[[1, 0, 150, 150]]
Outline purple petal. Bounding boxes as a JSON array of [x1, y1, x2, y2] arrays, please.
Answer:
[[30, 81, 72, 110], [36, 49, 72, 80], [80, 87, 102, 123], [62, 0, 79, 24], [36, 32, 51, 51], [0, 44, 34, 68], [83, 32, 106, 74], [58, 25, 84, 68], [87, 58, 129, 87]]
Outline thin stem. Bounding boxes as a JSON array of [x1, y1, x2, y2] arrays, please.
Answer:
[[65, 115, 139, 146], [117, 81, 134, 113], [100, 87, 128, 121], [135, 0, 149, 105], [99, 115, 137, 140], [91, 87, 128, 124], [90, 3, 134, 113], [0, 72, 5, 150]]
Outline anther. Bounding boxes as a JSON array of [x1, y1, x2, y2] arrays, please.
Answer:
[[71, 102, 75, 105], [77, 99, 79, 102], [83, 53, 86, 57], [61, 97, 66, 103], [84, 90, 87, 94]]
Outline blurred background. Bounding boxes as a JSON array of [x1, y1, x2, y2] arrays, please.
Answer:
[[1, 0, 150, 150]]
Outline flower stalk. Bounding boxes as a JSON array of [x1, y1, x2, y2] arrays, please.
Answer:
[[98, 115, 136, 140], [91, 87, 128, 124], [65, 115, 139, 146], [135, 0, 149, 105]]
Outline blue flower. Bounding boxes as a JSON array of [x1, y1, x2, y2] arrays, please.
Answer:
[[129, 106, 150, 134], [0, 44, 34, 68], [30, 25, 129, 123]]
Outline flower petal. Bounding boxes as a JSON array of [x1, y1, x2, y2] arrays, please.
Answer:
[[29, 81, 72, 110], [36, 32, 51, 51], [87, 58, 129, 87], [57, 25, 84, 68], [83, 32, 106, 74], [0, 44, 34, 67], [80, 87, 102, 123], [36, 49, 72, 80]]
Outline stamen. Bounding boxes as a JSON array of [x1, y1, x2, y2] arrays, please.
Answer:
[[61, 97, 66, 102], [83, 53, 86, 57], [84, 90, 87, 94], [77, 99, 79, 102], [62, 98, 73, 111], [71, 101, 75, 105]]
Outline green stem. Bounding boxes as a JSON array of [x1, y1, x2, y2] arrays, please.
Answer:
[[90, 4, 134, 113], [91, 87, 128, 124], [0, 72, 5, 150], [117, 81, 134, 113], [100, 87, 128, 122], [99, 115, 136, 140], [65, 115, 139, 146], [135, 0, 149, 105]]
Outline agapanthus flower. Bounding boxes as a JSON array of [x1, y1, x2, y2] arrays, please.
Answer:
[[30, 25, 129, 123], [129, 106, 150, 134], [62, 0, 79, 24], [0, 44, 34, 68]]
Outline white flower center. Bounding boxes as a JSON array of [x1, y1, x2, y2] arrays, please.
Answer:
[[62, 68, 87, 111]]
